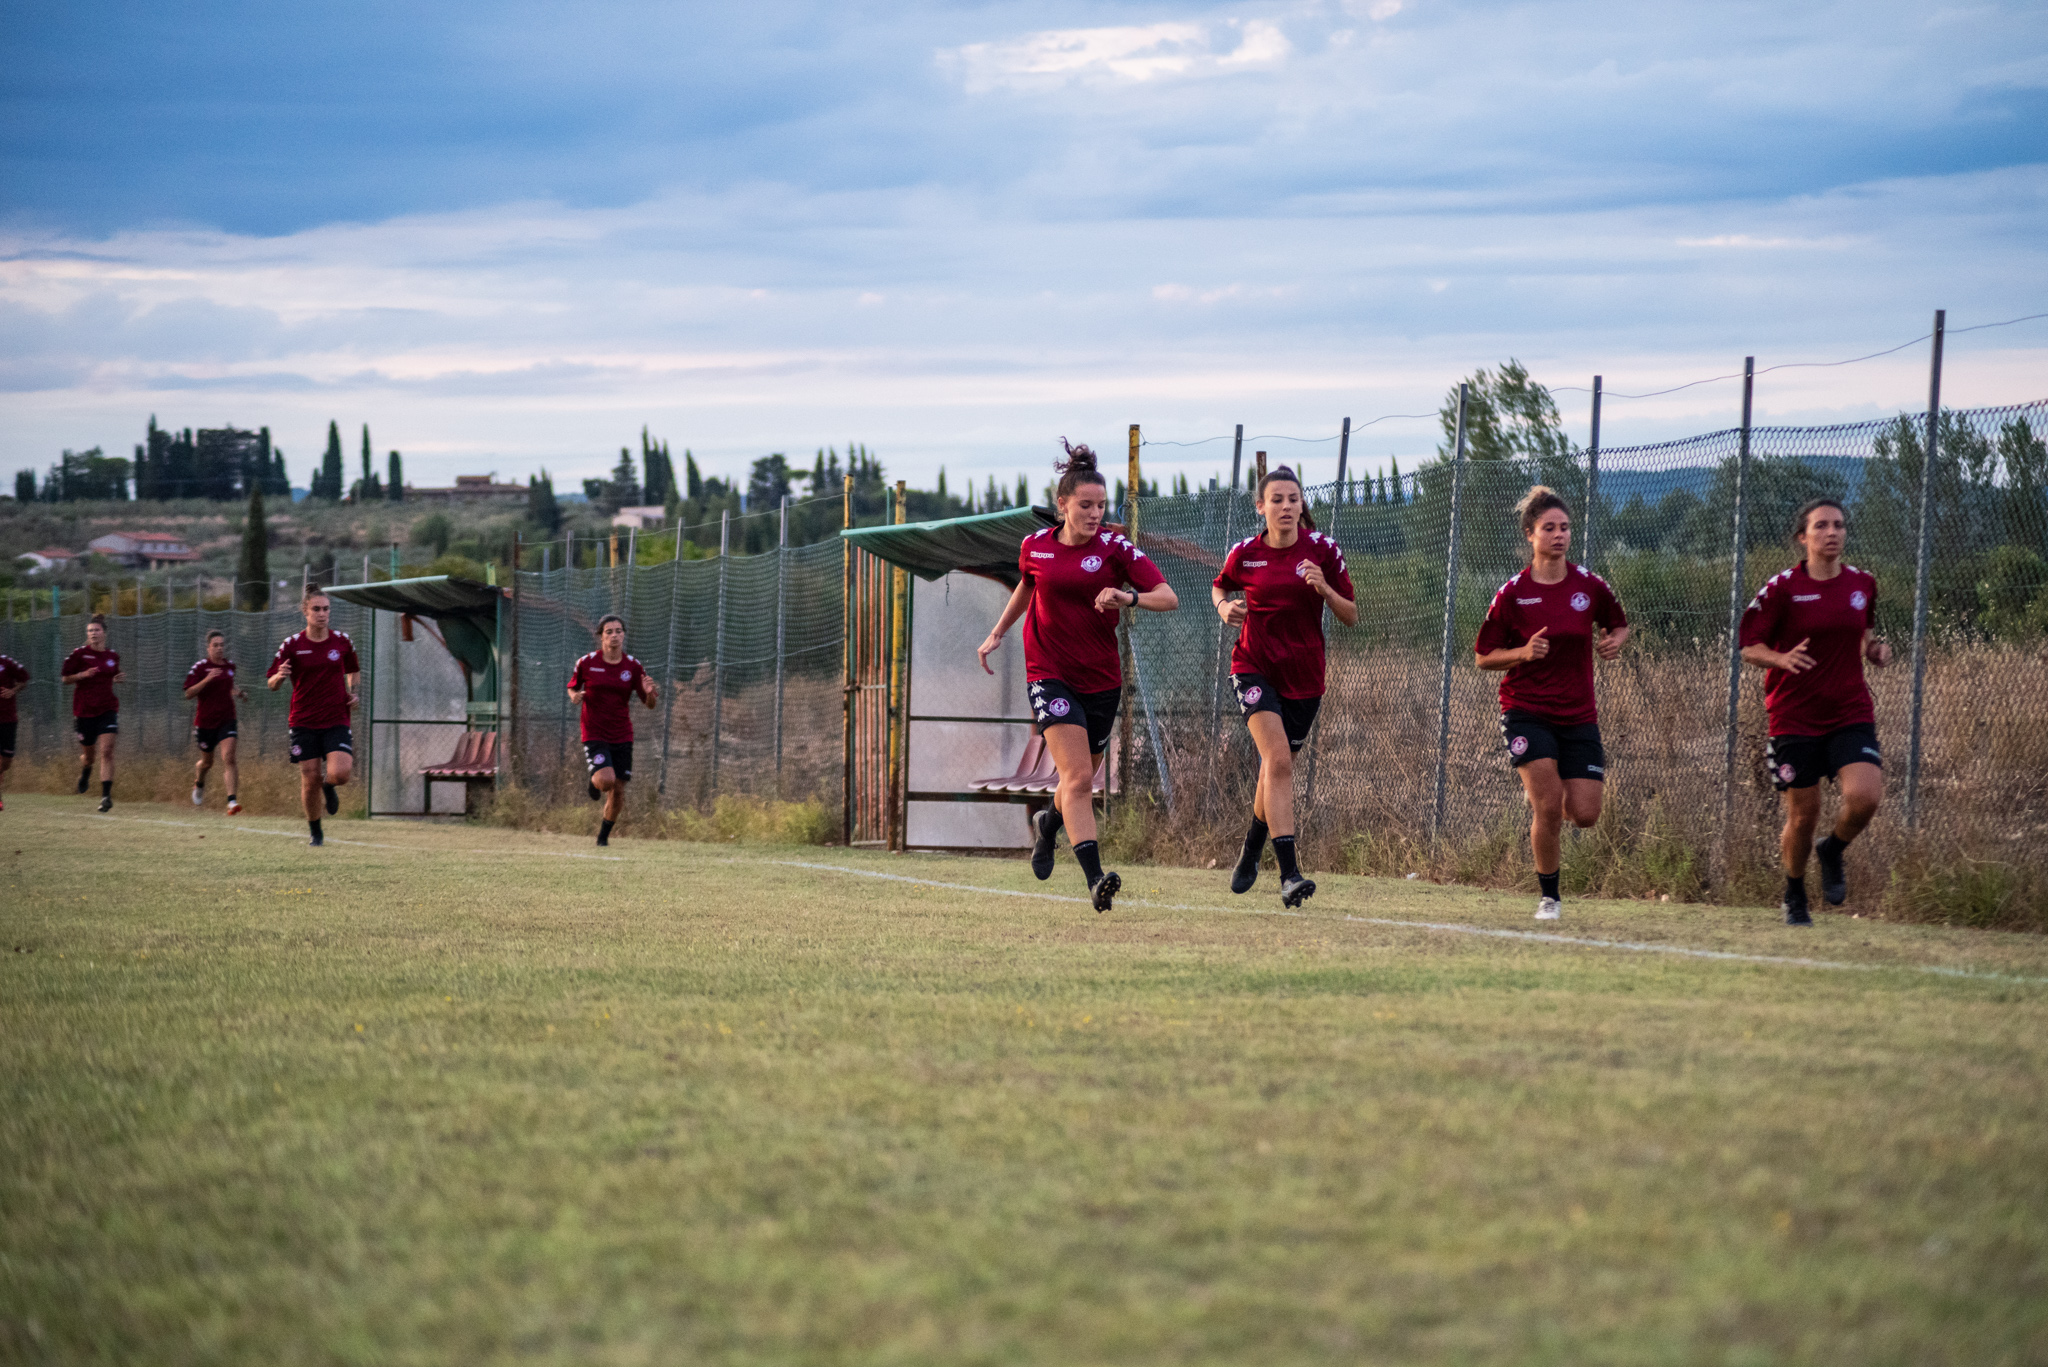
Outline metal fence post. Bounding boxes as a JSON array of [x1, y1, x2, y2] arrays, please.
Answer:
[[1431, 382, 1471, 842], [1717, 358, 1757, 880], [1205, 424, 1244, 817], [1906, 309, 1945, 830], [841, 475, 855, 843], [886, 481, 909, 852], [657, 527, 684, 799], [1335, 416, 1351, 495], [710, 510, 730, 800], [774, 493, 790, 798], [1583, 376, 1602, 569]]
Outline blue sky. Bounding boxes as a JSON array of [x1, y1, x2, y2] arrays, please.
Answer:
[[4, 0, 2045, 494]]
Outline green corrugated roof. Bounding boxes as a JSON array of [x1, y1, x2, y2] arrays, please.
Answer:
[[840, 505, 1058, 585], [324, 574, 503, 618]]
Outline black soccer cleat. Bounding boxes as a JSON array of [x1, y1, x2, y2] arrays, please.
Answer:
[[1029, 809, 1058, 881], [96, 795, 112, 814], [1280, 874, 1316, 908], [323, 783, 340, 816], [1782, 884, 1812, 925], [1815, 841, 1847, 906], [596, 832, 610, 847], [1090, 870, 1121, 914], [308, 832, 324, 847], [587, 782, 601, 802], [77, 770, 90, 794], [1230, 845, 1262, 895]]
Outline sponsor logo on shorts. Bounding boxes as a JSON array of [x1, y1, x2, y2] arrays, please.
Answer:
[[1517, 596, 1544, 605], [1570, 591, 1591, 611], [1779, 763, 1796, 782], [1080, 555, 1102, 572], [1047, 697, 1071, 717], [1509, 735, 1529, 755], [1850, 590, 1868, 610], [1243, 685, 1263, 705], [1586, 764, 1604, 775]]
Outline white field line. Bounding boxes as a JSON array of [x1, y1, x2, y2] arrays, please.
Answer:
[[92, 814, 626, 861], [774, 860, 2048, 988]]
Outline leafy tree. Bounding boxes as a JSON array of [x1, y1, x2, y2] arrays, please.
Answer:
[[387, 450, 404, 501], [748, 454, 793, 510], [14, 469, 34, 501], [43, 447, 131, 501], [1999, 417, 2047, 556], [412, 512, 454, 558], [238, 482, 270, 611]]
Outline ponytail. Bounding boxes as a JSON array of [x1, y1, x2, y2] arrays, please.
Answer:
[[1054, 438, 1108, 501]]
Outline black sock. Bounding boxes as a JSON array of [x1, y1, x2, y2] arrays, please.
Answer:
[[195, 774, 205, 789], [227, 794, 237, 804], [1785, 873, 1807, 901], [1073, 839, 1105, 885], [1538, 870, 1560, 901], [1272, 834, 1300, 881], [1241, 817, 1269, 860], [309, 819, 323, 840], [1818, 833, 1848, 857], [78, 764, 91, 790], [101, 780, 112, 798], [599, 818, 616, 841]]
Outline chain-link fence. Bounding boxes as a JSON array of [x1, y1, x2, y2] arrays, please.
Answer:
[[6, 400, 2044, 907]]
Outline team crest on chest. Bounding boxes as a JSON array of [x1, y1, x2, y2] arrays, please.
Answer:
[[1570, 591, 1591, 612], [1080, 555, 1103, 573], [1294, 561, 1309, 578], [328, 649, 341, 661], [1849, 590, 1868, 610]]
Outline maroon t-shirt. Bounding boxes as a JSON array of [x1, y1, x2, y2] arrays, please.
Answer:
[[1738, 562, 1878, 736], [63, 646, 120, 717], [571, 651, 646, 743], [269, 630, 359, 729], [184, 657, 239, 729], [1018, 525, 1165, 695], [1212, 529, 1355, 699], [1473, 564, 1627, 726], [0, 654, 27, 725]]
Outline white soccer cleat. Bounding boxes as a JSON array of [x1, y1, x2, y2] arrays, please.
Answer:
[[1535, 896, 1562, 921], [190, 786, 204, 806], [225, 799, 242, 816]]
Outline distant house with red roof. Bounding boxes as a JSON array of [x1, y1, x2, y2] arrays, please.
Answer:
[[87, 531, 201, 569]]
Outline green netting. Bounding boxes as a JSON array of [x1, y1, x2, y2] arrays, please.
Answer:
[[840, 505, 1056, 585]]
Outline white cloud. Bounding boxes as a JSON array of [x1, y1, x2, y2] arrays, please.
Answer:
[[1675, 234, 1857, 249], [940, 19, 1290, 91]]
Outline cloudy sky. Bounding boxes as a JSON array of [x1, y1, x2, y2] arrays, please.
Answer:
[[4, 0, 2045, 495]]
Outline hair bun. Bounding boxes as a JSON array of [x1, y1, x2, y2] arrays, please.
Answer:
[[1056, 437, 1097, 473]]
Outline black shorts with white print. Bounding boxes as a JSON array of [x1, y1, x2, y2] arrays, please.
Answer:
[[194, 723, 238, 752], [1500, 709, 1606, 782], [584, 741, 634, 782], [1767, 724, 1880, 791], [1028, 678, 1121, 756], [1231, 672, 1322, 752], [287, 725, 352, 764]]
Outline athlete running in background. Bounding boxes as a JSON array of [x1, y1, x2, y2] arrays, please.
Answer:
[[185, 629, 247, 814], [567, 614, 657, 847], [1474, 487, 1630, 921], [62, 614, 125, 813], [0, 651, 27, 812], [978, 440, 1179, 911], [268, 589, 360, 847], [1210, 465, 1356, 907], [1739, 499, 1890, 925]]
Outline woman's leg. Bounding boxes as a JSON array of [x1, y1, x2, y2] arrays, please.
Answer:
[[1042, 724, 1096, 844], [1562, 778, 1603, 830], [1247, 711, 1294, 837], [1831, 762, 1882, 841], [299, 757, 325, 822], [1519, 758, 1565, 877], [218, 737, 239, 799], [1780, 785, 1821, 876], [97, 731, 117, 783]]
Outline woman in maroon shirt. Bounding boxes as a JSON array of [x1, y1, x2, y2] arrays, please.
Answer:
[[1739, 499, 1890, 924], [1473, 487, 1629, 921], [61, 613, 125, 812], [568, 614, 657, 847], [1209, 465, 1356, 907], [977, 442, 1178, 911]]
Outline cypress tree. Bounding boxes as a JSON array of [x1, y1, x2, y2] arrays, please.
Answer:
[[14, 470, 33, 502], [388, 450, 404, 501], [685, 450, 702, 501], [1388, 456, 1404, 505], [357, 424, 380, 501], [319, 421, 344, 500], [238, 482, 271, 611]]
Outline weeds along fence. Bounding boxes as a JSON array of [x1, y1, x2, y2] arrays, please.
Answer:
[[5, 397, 2047, 918]]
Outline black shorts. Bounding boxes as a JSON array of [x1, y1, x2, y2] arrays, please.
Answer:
[[1501, 710, 1606, 782], [1028, 678, 1121, 756], [585, 741, 633, 782], [288, 725, 353, 764], [0, 722, 15, 758], [1232, 672, 1322, 752], [1768, 724, 1881, 792], [194, 723, 239, 752], [75, 711, 119, 745]]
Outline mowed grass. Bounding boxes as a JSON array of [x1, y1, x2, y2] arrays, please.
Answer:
[[4, 797, 2048, 1366]]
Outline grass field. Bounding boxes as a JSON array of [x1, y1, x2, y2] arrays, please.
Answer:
[[4, 795, 2047, 1365]]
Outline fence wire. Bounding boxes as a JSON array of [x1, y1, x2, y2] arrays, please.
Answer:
[[5, 401, 2044, 893]]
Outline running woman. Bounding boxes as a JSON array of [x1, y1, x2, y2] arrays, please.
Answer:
[[0, 650, 27, 812], [567, 614, 657, 847], [1739, 499, 1890, 925], [185, 629, 247, 815], [1473, 486, 1629, 920], [268, 589, 360, 846], [977, 441, 1178, 911], [1210, 465, 1356, 907], [61, 614, 125, 812]]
